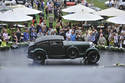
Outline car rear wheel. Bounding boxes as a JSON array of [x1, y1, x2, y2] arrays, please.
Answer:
[[67, 48, 79, 59], [33, 51, 46, 65], [84, 51, 100, 64]]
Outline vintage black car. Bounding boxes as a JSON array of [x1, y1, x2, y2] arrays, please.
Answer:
[[28, 35, 100, 64]]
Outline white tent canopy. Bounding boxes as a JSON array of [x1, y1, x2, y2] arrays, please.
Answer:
[[0, 10, 33, 23], [107, 15, 125, 24], [62, 11, 103, 21], [96, 7, 125, 16], [62, 4, 96, 13], [12, 7, 41, 15]]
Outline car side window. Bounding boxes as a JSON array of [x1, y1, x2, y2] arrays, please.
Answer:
[[36, 41, 49, 46], [50, 40, 63, 46]]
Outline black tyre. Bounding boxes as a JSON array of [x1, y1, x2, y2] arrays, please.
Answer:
[[84, 51, 100, 64], [67, 48, 79, 59], [33, 51, 46, 65]]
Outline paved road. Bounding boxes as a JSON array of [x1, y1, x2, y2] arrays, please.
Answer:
[[0, 47, 125, 66], [0, 47, 125, 83]]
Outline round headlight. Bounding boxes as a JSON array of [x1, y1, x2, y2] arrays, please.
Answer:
[[90, 42, 95, 48]]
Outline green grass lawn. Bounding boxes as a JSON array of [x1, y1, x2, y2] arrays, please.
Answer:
[[87, 0, 108, 9]]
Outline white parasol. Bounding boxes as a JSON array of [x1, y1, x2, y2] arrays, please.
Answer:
[[0, 10, 33, 23], [107, 15, 125, 24], [12, 7, 41, 15], [62, 11, 103, 21], [62, 4, 96, 13], [96, 7, 125, 16]]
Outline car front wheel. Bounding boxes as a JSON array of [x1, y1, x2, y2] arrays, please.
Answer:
[[84, 51, 100, 64], [33, 51, 46, 65]]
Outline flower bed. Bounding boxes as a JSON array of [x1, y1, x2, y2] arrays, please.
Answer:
[[0, 43, 125, 52], [96, 45, 125, 52], [0, 42, 29, 50]]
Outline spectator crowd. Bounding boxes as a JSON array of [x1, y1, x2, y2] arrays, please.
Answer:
[[0, 0, 125, 48]]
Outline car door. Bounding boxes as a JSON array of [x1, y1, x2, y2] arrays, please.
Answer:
[[48, 40, 65, 58]]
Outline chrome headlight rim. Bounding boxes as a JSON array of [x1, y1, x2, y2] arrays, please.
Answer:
[[89, 42, 95, 48]]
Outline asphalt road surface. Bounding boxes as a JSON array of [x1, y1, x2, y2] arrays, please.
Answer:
[[0, 47, 125, 83]]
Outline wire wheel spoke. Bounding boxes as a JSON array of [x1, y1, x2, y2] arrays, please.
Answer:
[[90, 54, 97, 62], [85, 51, 100, 64], [68, 48, 78, 59]]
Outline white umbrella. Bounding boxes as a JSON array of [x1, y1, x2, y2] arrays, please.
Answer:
[[0, 10, 33, 23], [107, 15, 125, 24], [12, 7, 41, 15], [62, 4, 96, 13], [8, 4, 26, 9], [62, 12, 103, 21], [96, 7, 125, 16]]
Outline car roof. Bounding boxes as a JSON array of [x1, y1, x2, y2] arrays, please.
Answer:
[[35, 35, 64, 43]]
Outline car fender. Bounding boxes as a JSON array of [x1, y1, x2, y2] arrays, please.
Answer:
[[86, 48, 99, 55], [31, 48, 48, 59]]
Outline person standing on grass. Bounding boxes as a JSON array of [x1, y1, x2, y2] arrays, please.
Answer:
[[16, 28, 22, 42], [37, 0, 41, 10], [48, 2, 52, 14], [45, 6, 48, 19], [12, 32, 18, 45], [98, 34, 107, 45], [108, 0, 112, 7], [57, 7, 63, 22], [122, 32, 125, 48], [32, 16, 36, 26], [114, 33, 119, 47], [108, 33, 114, 46], [46, 0, 50, 6], [23, 29, 30, 42], [66, 30, 71, 41], [83, 30, 90, 42], [39, 16, 43, 24], [34, 0, 38, 9], [49, 15, 54, 28], [89, 32, 96, 43], [29, 24, 35, 34], [2, 29, 9, 42], [41, 0, 45, 12], [70, 31, 76, 41], [30, 29, 37, 41], [31, 0, 34, 7], [54, 6, 58, 21]]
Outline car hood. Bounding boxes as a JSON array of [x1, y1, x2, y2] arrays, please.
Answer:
[[29, 42, 35, 47], [63, 41, 91, 46]]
